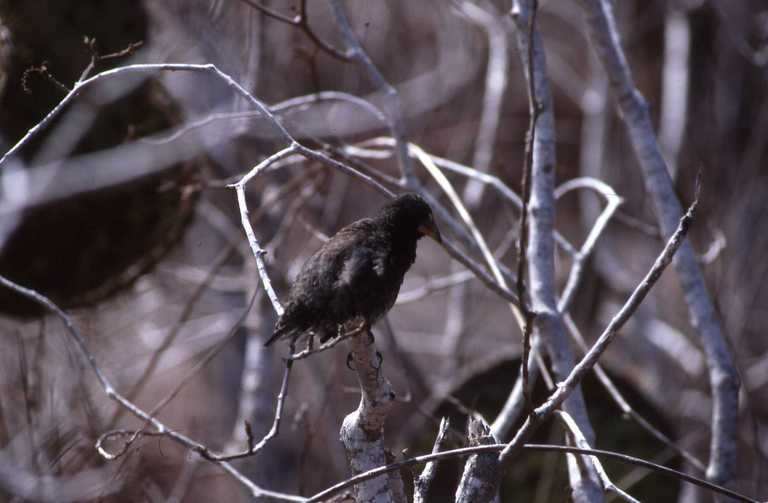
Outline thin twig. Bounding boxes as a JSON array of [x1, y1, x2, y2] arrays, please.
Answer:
[[555, 177, 623, 313], [327, 0, 414, 182], [308, 442, 758, 503], [238, 0, 350, 60], [562, 314, 707, 472], [517, 0, 540, 417], [557, 411, 641, 503]]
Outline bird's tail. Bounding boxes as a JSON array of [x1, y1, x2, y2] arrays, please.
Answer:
[[264, 326, 286, 347], [264, 332, 283, 347], [264, 317, 297, 347]]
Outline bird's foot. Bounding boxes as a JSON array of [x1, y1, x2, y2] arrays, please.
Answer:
[[373, 351, 383, 370], [346, 352, 356, 371]]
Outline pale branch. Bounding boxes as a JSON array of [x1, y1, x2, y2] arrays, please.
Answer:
[[411, 143, 526, 330], [327, 0, 414, 184], [339, 329, 402, 502], [554, 177, 623, 313], [414, 417, 450, 503], [454, 0, 510, 206], [577, 0, 740, 487], [562, 314, 707, 472], [510, 1, 604, 500], [498, 182, 700, 464], [557, 411, 641, 503]]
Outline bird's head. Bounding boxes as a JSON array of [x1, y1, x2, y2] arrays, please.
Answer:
[[380, 193, 442, 243]]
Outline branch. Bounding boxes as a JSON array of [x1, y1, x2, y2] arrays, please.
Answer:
[[238, 0, 350, 60], [576, 0, 740, 487], [327, 0, 414, 183], [454, 0, 510, 206], [509, 1, 604, 500], [498, 182, 700, 464], [558, 411, 641, 503], [414, 417, 450, 503], [562, 314, 707, 472], [308, 442, 759, 503], [339, 329, 402, 502]]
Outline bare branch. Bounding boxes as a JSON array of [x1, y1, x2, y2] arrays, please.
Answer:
[[238, 0, 350, 60], [558, 411, 641, 503], [498, 183, 700, 464], [414, 417, 450, 503], [327, 0, 414, 183], [509, 1, 604, 500], [576, 0, 740, 486], [339, 329, 402, 502], [562, 314, 707, 472], [308, 442, 758, 503]]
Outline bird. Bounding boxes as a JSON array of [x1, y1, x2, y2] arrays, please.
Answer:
[[265, 193, 441, 348]]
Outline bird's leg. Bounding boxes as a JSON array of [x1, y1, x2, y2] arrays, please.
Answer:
[[306, 332, 315, 352]]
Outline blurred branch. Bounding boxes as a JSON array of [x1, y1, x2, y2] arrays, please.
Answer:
[[576, 0, 740, 487], [658, 8, 691, 180], [327, 0, 414, 184], [0, 274, 304, 502], [554, 177, 622, 313], [411, 143, 523, 320], [106, 243, 237, 428], [396, 270, 475, 304], [454, 0, 510, 205], [238, 0, 350, 60]]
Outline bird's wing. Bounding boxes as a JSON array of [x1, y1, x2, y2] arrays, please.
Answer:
[[333, 219, 386, 285]]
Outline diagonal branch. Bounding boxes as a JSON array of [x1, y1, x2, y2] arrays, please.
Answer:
[[498, 181, 700, 465]]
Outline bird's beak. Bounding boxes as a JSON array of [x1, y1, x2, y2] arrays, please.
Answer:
[[418, 219, 442, 243]]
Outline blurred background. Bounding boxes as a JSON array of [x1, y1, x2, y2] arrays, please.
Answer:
[[0, 0, 766, 501]]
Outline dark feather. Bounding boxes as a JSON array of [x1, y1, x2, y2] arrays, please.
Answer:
[[265, 193, 440, 347]]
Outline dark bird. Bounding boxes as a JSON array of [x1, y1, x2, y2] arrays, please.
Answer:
[[265, 193, 441, 347]]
